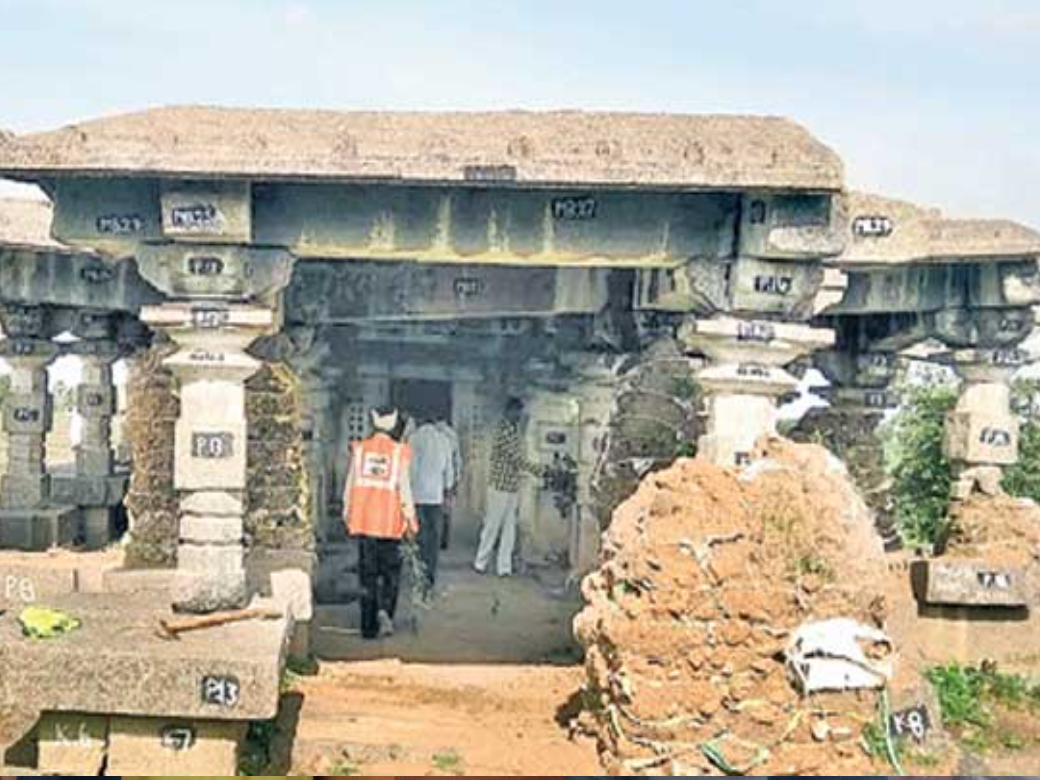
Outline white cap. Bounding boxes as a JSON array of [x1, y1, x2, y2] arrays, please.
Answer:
[[371, 408, 399, 433]]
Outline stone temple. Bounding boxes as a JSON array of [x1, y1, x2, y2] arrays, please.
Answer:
[[0, 106, 1038, 773]]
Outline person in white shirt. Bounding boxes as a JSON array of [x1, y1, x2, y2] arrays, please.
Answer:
[[408, 413, 456, 597], [434, 415, 463, 550]]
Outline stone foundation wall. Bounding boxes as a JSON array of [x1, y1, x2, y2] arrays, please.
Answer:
[[124, 351, 312, 568]]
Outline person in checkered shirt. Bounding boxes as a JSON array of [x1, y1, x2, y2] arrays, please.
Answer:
[[473, 397, 545, 577]]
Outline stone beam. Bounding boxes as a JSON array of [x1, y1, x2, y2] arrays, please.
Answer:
[[285, 261, 610, 324], [47, 176, 846, 268]]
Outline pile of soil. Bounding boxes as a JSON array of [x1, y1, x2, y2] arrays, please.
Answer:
[[946, 494, 1040, 569], [574, 439, 891, 776]]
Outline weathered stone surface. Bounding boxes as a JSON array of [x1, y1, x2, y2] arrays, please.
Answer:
[[105, 715, 246, 776], [172, 568, 248, 613], [0, 564, 77, 603], [911, 559, 1029, 608], [181, 490, 244, 517], [0, 474, 48, 509], [0, 594, 290, 720], [270, 568, 313, 622], [81, 507, 116, 550], [36, 712, 108, 775], [944, 410, 1019, 466], [0, 506, 80, 551], [49, 474, 128, 507], [180, 515, 243, 545], [102, 567, 177, 595]]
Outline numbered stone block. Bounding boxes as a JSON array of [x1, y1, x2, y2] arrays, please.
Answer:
[[0, 566, 77, 604], [36, 712, 109, 775], [174, 422, 248, 491], [161, 181, 252, 243], [944, 411, 1019, 466], [105, 716, 246, 776], [2, 394, 52, 434], [137, 243, 294, 299], [730, 257, 823, 316], [912, 559, 1029, 608], [739, 192, 847, 260], [75, 383, 117, 418]]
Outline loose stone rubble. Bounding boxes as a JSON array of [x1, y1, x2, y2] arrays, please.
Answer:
[[574, 439, 890, 776]]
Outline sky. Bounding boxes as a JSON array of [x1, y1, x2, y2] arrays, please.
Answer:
[[0, 0, 1038, 226]]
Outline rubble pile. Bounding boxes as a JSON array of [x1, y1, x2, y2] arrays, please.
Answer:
[[590, 338, 702, 527], [124, 343, 180, 566], [574, 439, 891, 776]]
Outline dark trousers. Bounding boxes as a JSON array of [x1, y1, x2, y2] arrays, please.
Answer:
[[358, 536, 403, 639], [441, 508, 452, 550], [416, 504, 443, 593]]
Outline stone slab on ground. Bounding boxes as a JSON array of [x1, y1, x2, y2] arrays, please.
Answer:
[[0, 506, 80, 551], [911, 559, 1029, 608], [105, 715, 246, 776], [0, 593, 291, 721]]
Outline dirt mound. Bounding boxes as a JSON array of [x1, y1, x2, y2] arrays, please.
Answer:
[[947, 494, 1040, 569], [574, 439, 890, 776]]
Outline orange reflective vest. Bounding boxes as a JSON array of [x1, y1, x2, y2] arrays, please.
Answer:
[[346, 434, 413, 539]]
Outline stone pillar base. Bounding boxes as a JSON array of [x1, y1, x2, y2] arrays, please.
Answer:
[[680, 317, 835, 468], [942, 348, 1023, 500]]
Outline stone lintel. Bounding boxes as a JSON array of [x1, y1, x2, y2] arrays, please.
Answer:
[[911, 559, 1029, 608], [0, 594, 291, 721]]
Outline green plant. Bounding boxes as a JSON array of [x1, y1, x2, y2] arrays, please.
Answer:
[[925, 663, 1040, 753], [432, 749, 463, 774], [238, 719, 277, 775], [1003, 379, 1040, 501], [882, 380, 958, 547], [329, 756, 362, 776]]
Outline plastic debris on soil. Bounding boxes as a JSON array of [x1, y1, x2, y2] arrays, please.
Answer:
[[573, 438, 891, 776]]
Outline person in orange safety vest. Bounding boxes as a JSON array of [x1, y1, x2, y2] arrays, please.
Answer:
[[343, 405, 418, 639]]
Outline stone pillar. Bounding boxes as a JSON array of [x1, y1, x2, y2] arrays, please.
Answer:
[[73, 342, 121, 548], [142, 303, 275, 613], [943, 348, 1023, 499], [0, 338, 58, 510], [680, 316, 835, 467]]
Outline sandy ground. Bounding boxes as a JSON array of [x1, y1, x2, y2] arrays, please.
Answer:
[[288, 661, 600, 776]]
